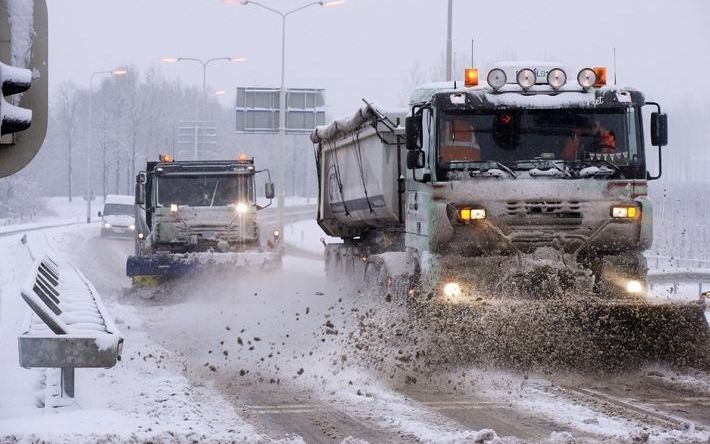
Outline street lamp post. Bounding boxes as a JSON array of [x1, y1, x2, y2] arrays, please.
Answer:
[[161, 56, 247, 160], [240, 0, 344, 236], [446, 0, 453, 81], [87, 68, 127, 224]]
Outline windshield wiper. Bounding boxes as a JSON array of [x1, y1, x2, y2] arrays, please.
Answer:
[[449, 160, 517, 179], [578, 159, 625, 178], [209, 179, 220, 207]]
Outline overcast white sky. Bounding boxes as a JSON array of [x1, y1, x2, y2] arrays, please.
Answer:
[[47, 0, 710, 117]]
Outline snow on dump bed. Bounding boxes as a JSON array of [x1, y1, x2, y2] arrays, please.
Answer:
[[310, 102, 406, 143]]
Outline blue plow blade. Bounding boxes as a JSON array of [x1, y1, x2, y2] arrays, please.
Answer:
[[126, 254, 197, 278]]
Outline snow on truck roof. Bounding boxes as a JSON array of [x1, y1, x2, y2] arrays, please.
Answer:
[[410, 62, 645, 108], [410, 82, 643, 109], [104, 195, 134, 206]]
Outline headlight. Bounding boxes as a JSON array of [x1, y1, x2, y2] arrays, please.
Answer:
[[170, 204, 178, 212], [516, 68, 536, 90], [611, 206, 638, 219], [577, 68, 597, 89], [487, 68, 507, 90], [138, 232, 145, 240], [458, 207, 486, 222], [443, 282, 463, 298], [547, 68, 567, 90], [273, 229, 280, 238], [235, 202, 249, 214], [626, 280, 643, 294], [128, 224, 135, 231], [103, 222, 112, 229]]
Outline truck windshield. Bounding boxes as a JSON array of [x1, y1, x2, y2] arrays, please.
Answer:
[[436, 107, 644, 178], [103, 204, 133, 216], [156, 175, 254, 207]]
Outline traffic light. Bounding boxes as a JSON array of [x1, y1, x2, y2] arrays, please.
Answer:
[[0, 61, 33, 135], [0, 0, 48, 178]]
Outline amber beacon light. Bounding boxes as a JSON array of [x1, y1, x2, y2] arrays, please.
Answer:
[[464, 68, 479, 87]]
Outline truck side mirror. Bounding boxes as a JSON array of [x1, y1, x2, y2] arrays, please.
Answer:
[[405, 116, 421, 150], [651, 112, 668, 147], [406, 149, 425, 169], [265, 182, 275, 199], [97, 211, 102, 218], [135, 183, 144, 206], [135, 173, 146, 205]]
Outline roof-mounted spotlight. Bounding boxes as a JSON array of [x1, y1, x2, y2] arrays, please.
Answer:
[[516, 68, 536, 91], [487, 68, 507, 91], [577, 68, 597, 89], [547, 68, 567, 90]]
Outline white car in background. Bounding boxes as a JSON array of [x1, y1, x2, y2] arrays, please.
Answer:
[[99, 194, 135, 238]]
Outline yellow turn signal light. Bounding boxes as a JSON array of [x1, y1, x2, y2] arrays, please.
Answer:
[[611, 206, 638, 219], [464, 68, 479, 87], [458, 207, 486, 222]]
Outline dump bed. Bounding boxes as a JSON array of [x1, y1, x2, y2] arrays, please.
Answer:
[[310, 104, 407, 239]]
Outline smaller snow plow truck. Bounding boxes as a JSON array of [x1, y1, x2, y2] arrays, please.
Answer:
[[311, 63, 709, 369], [126, 154, 282, 286]]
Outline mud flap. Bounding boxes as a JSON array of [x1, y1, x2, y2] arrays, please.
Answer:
[[418, 298, 709, 371]]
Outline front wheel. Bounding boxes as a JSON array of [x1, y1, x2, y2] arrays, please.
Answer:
[[588, 252, 647, 297]]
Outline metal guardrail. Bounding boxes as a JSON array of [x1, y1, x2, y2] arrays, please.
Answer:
[[646, 254, 710, 271], [18, 254, 123, 398], [646, 255, 710, 298]]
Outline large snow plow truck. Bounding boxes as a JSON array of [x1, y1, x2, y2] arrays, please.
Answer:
[[311, 63, 709, 367], [126, 155, 281, 286]]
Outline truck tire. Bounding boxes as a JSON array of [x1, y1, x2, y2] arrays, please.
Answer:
[[590, 252, 647, 296]]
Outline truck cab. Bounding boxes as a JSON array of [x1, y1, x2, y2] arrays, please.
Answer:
[[404, 63, 668, 296], [127, 154, 279, 284]]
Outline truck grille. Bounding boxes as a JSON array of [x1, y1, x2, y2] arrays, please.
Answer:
[[174, 223, 258, 242], [506, 200, 582, 221]]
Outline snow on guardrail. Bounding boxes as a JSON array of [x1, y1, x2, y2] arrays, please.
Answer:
[[17, 251, 123, 398]]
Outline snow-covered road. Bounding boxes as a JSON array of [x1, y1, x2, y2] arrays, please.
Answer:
[[1, 211, 709, 443]]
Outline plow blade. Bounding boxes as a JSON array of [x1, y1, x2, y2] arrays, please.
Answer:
[[127, 251, 281, 283], [419, 298, 709, 371]]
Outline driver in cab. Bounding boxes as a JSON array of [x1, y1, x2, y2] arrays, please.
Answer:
[[439, 118, 481, 163], [560, 120, 617, 161]]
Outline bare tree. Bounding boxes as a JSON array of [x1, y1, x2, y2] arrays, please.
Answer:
[[52, 82, 82, 202]]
